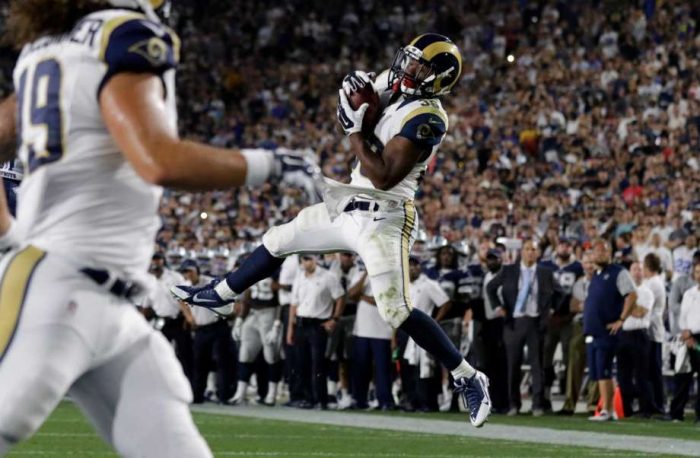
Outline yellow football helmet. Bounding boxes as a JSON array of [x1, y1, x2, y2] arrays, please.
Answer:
[[389, 33, 462, 97]]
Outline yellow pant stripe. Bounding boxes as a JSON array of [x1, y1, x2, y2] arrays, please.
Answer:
[[400, 201, 416, 310], [0, 246, 46, 361]]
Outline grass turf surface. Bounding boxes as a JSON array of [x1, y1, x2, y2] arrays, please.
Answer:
[[7, 402, 694, 457], [360, 409, 700, 441]]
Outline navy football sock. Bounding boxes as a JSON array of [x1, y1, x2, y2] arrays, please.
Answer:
[[224, 245, 284, 294], [398, 308, 463, 371]]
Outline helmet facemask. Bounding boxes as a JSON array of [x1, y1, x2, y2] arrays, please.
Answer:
[[388, 45, 436, 97]]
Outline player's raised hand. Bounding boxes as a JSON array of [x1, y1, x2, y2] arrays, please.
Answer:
[[337, 89, 368, 136], [342, 71, 376, 95]]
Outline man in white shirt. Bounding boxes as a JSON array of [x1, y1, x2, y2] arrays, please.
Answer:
[[616, 262, 655, 417], [178, 260, 234, 404], [287, 255, 345, 409], [277, 254, 302, 405], [668, 262, 700, 422], [346, 269, 394, 410], [642, 253, 667, 414], [404, 256, 450, 411], [142, 252, 194, 387], [327, 253, 361, 409]]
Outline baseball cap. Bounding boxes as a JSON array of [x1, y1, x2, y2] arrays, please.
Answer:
[[486, 248, 503, 259], [408, 255, 421, 264], [178, 259, 199, 273]]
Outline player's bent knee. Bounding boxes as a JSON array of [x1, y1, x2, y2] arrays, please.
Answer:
[[262, 223, 295, 257], [376, 299, 411, 329]]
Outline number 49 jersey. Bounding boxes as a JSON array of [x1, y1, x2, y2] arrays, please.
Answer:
[[12, 9, 179, 279]]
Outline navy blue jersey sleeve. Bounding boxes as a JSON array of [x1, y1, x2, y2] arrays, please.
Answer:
[[99, 15, 180, 95], [398, 108, 447, 148]]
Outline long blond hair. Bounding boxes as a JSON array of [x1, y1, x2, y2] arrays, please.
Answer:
[[6, 0, 108, 49]]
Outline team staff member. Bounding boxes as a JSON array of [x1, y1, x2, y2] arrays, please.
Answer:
[[558, 252, 599, 415], [487, 239, 560, 416], [473, 248, 509, 413], [143, 252, 194, 386], [287, 255, 345, 409], [347, 270, 394, 410], [617, 262, 654, 418], [179, 260, 234, 404], [669, 262, 700, 422], [328, 252, 361, 409], [404, 256, 451, 411], [277, 254, 302, 405], [642, 253, 667, 414], [584, 239, 637, 422]]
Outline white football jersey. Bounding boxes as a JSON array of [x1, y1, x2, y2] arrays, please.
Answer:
[[349, 72, 449, 200], [12, 9, 179, 282]]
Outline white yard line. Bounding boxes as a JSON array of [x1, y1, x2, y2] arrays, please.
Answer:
[[192, 404, 700, 457]]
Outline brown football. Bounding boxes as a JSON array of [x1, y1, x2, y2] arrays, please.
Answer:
[[348, 84, 381, 134]]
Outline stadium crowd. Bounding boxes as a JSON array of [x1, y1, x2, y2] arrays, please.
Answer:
[[1, 0, 699, 421]]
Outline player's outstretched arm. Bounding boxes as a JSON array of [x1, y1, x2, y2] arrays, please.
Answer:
[[0, 94, 17, 164], [101, 73, 259, 191]]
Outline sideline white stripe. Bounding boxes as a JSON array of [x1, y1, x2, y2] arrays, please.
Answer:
[[192, 404, 700, 456]]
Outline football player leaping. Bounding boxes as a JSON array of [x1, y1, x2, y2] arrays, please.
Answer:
[[0, 0, 318, 456], [174, 33, 492, 427]]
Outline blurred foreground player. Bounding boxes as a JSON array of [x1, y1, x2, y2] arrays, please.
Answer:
[[174, 33, 491, 427], [0, 0, 317, 455]]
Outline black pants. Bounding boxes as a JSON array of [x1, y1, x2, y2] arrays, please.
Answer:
[[281, 305, 303, 402], [616, 329, 654, 416], [161, 315, 194, 387], [395, 330, 416, 409], [192, 320, 234, 403], [669, 339, 700, 421], [648, 340, 665, 413], [351, 336, 393, 409], [295, 318, 329, 406], [473, 318, 509, 411], [504, 317, 544, 410]]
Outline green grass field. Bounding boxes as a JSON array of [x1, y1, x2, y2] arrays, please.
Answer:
[[362, 409, 700, 441], [7, 402, 697, 457]]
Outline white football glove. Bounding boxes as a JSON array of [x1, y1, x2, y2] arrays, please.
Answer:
[[337, 89, 368, 136], [264, 320, 283, 347], [272, 149, 323, 203], [231, 317, 244, 341], [341, 70, 376, 94]]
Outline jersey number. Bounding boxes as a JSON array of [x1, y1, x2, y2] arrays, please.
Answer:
[[17, 59, 64, 173]]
